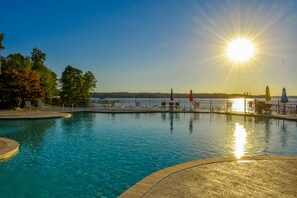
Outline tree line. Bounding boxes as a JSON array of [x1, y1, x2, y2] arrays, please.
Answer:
[[0, 33, 97, 109]]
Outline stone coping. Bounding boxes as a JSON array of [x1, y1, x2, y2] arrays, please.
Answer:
[[0, 110, 71, 120], [0, 137, 19, 162], [119, 156, 297, 197]]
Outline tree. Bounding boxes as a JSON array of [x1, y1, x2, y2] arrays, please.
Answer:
[[60, 65, 97, 104], [0, 33, 4, 75], [31, 47, 46, 69], [30, 48, 58, 103], [82, 71, 97, 99], [41, 69, 58, 103], [0, 33, 4, 53], [60, 65, 83, 103], [0, 69, 45, 109], [0, 36, 58, 108], [6, 53, 32, 72]]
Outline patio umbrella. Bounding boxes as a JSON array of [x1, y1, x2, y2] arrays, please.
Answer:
[[189, 90, 193, 102], [265, 86, 271, 103], [170, 88, 173, 101], [280, 87, 289, 103]]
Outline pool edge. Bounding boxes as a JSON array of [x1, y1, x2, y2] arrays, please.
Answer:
[[0, 137, 19, 162], [119, 156, 297, 198]]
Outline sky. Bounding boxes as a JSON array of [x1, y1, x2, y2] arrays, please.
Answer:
[[1, 0, 297, 95]]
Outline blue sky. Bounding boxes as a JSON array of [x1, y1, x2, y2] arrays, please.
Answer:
[[1, 0, 297, 95]]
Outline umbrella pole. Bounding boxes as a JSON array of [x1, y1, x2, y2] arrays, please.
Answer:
[[244, 97, 246, 114], [254, 99, 257, 113]]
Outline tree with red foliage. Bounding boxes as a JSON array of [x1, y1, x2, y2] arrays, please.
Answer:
[[0, 69, 44, 109]]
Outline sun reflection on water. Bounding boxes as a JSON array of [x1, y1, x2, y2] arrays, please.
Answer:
[[229, 98, 253, 112], [231, 98, 245, 112], [234, 123, 247, 158]]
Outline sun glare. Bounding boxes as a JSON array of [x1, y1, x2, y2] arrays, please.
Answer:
[[234, 123, 247, 159], [227, 38, 255, 62]]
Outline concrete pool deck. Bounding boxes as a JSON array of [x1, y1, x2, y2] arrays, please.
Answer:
[[0, 110, 71, 119], [120, 156, 297, 198]]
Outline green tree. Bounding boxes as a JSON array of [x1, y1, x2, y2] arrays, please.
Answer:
[[0, 33, 4, 75], [0, 36, 58, 108], [31, 47, 46, 66], [60, 65, 83, 103], [0, 33, 4, 53], [30, 48, 58, 103], [82, 71, 97, 99], [5, 53, 32, 72], [60, 65, 96, 104]]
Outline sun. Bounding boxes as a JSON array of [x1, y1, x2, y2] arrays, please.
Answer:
[[227, 38, 255, 62]]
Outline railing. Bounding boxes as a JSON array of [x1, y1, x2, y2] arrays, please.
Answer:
[[62, 103, 70, 112], [72, 103, 81, 112], [52, 98, 297, 116], [61, 103, 81, 112]]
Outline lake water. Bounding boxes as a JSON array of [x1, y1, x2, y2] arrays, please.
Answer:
[[93, 97, 297, 113], [0, 113, 297, 197]]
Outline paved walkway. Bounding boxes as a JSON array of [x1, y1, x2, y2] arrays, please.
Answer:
[[0, 110, 71, 119], [120, 156, 297, 198]]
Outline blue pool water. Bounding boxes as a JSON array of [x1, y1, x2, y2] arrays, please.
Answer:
[[0, 113, 297, 197]]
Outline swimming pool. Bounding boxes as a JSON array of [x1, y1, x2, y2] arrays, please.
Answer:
[[0, 113, 296, 197]]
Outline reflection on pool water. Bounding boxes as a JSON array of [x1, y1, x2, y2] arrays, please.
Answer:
[[230, 98, 245, 112], [0, 113, 296, 197], [234, 123, 247, 158]]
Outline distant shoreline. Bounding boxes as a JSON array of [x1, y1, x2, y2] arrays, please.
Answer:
[[92, 92, 297, 99]]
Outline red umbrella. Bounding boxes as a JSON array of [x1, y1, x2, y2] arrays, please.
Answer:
[[189, 90, 193, 102]]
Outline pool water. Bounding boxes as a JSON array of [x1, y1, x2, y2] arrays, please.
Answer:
[[0, 113, 297, 197]]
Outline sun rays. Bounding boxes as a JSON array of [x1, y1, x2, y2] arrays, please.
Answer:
[[187, 0, 296, 93]]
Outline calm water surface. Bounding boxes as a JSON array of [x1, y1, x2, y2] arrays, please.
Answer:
[[0, 113, 297, 197]]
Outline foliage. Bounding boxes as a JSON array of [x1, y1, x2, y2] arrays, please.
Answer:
[[0, 69, 45, 109], [0, 33, 4, 53], [82, 71, 97, 99], [5, 53, 32, 72], [30, 48, 58, 103], [0, 43, 58, 108], [31, 47, 46, 67], [60, 65, 97, 103], [60, 65, 83, 102], [0, 34, 96, 109]]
